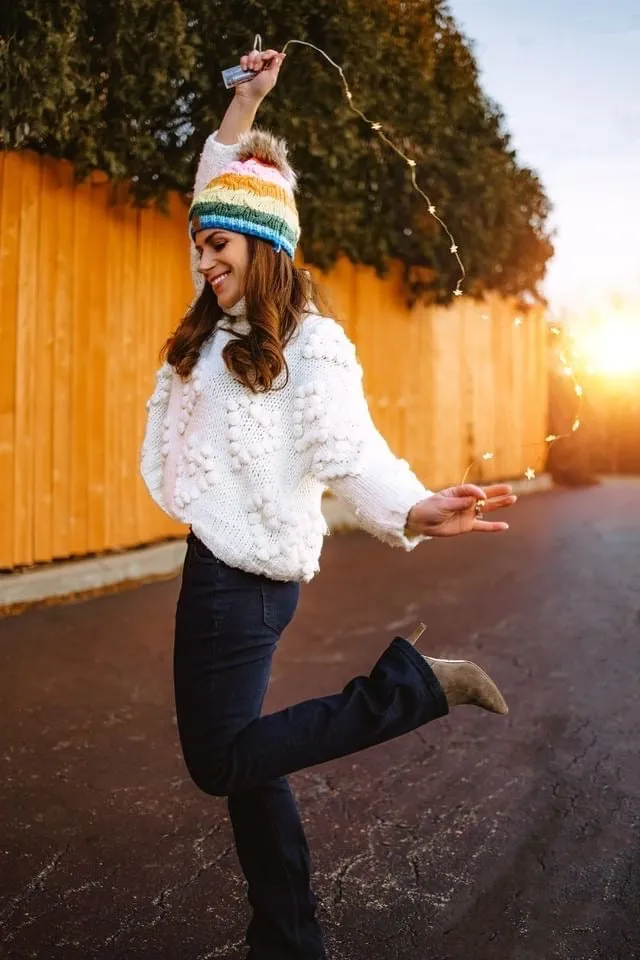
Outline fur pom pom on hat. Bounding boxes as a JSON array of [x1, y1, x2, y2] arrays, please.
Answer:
[[189, 129, 300, 258]]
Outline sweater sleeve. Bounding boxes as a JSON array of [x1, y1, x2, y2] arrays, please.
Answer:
[[139, 362, 173, 512], [189, 132, 240, 296], [297, 318, 433, 550]]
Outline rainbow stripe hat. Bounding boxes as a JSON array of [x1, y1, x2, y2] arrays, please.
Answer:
[[189, 129, 300, 259]]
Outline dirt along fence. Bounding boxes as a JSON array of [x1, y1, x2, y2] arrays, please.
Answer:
[[0, 149, 548, 570]]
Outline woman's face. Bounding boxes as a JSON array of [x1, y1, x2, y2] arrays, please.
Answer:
[[195, 228, 249, 311]]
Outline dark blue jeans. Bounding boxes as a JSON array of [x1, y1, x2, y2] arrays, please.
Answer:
[[173, 531, 448, 960]]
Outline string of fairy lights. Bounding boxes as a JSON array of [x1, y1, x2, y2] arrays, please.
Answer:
[[235, 35, 584, 482]]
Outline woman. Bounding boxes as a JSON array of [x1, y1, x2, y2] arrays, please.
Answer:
[[140, 48, 515, 960]]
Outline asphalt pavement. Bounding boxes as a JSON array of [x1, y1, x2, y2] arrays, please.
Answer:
[[1, 481, 639, 960]]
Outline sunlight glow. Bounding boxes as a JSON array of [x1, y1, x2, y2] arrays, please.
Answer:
[[577, 310, 640, 377]]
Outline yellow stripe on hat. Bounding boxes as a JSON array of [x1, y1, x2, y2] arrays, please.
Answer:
[[204, 172, 298, 213]]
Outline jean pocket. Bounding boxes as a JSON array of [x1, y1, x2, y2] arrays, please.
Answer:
[[261, 579, 301, 635], [189, 533, 219, 565]]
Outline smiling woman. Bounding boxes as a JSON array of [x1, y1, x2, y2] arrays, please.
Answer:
[[138, 45, 516, 960]]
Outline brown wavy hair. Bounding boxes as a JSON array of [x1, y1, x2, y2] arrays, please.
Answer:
[[161, 236, 327, 393]]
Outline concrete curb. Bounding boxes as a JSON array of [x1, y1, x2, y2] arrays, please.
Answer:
[[0, 474, 553, 611], [0, 541, 188, 612]]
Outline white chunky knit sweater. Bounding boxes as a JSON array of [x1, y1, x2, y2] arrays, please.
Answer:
[[140, 133, 432, 582]]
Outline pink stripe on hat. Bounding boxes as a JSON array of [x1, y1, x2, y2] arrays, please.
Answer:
[[223, 158, 294, 191]]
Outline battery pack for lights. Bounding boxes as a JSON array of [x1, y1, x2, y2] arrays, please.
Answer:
[[222, 64, 258, 89]]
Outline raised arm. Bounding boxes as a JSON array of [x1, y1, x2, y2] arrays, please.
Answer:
[[190, 48, 286, 294], [218, 49, 285, 143]]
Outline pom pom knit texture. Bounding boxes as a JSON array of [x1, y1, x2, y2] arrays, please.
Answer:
[[189, 129, 300, 259], [140, 134, 431, 583]]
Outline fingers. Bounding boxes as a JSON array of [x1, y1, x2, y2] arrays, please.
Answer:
[[264, 52, 286, 74], [482, 494, 517, 512], [240, 49, 285, 73], [446, 483, 516, 514], [472, 519, 510, 533], [439, 491, 517, 517], [481, 483, 514, 499], [454, 483, 514, 500], [451, 483, 487, 500]]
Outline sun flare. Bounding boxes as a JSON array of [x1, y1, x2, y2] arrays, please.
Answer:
[[577, 310, 640, 377]]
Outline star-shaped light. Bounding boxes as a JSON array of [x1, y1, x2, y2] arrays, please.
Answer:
[[545, 434, 558, 443], [453, 288, 463, 297], [450, 244, 458, 254], [513, 317, 523, 327], [481, 451, 494, 461], [371, 122, 382, 131], [524, 467, 536, 480], [428, 204, 436, 215]]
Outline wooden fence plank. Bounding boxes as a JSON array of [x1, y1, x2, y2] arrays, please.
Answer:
[[118, 197, 142, 547], [85, 175, 109, 553], [0, 153, 19, 568], [14, 153, 41, 565], [32, 157, 58, 562], [104, 184, 125, 549], [67, 177, 92, 556], [135, 201, 157, 542], [51, 159, 75, 559]]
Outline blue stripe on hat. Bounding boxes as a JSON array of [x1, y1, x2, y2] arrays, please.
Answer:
[[191, 214, 296, 259]]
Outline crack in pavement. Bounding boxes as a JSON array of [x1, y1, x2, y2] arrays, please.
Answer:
[[100, 837, 234, 951], [0, 843, 70, 932]]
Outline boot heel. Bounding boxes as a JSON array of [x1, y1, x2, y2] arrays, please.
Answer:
[[407, 622, 427, 646]]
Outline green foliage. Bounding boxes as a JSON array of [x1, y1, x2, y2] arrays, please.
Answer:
[[1, 0, 553, 303]]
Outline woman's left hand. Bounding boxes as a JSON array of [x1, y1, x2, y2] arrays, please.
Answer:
[[406, 483, 517, 537]]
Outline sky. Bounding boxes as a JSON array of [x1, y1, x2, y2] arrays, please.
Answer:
[[448, 0, 640, 313]]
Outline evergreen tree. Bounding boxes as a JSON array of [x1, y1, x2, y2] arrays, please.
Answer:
[[1, 0, 553, 303]]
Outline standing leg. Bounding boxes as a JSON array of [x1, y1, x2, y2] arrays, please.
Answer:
[[230, 780, 326, 960], [174, 535, 326, 959]]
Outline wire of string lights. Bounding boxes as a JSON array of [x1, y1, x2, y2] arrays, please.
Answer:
[[224, 35, 584, 481]]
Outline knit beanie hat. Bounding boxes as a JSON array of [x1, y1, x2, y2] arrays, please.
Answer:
[[189, 129, 300, 259]]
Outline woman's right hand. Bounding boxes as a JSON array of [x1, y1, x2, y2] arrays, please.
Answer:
[[235, 49, 286, 103]]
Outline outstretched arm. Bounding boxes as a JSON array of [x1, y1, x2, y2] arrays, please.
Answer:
[[300, 318, 517, 547]]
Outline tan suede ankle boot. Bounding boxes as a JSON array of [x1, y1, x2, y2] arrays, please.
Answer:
[[424, 656, 509, 715], [405, 624, 508, 715]]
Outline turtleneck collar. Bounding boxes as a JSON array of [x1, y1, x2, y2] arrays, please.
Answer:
[[226, 297, 246, 319], [221, 297, 249, 334]]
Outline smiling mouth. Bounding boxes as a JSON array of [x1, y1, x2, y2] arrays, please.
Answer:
[[210, 271, 231, 291]]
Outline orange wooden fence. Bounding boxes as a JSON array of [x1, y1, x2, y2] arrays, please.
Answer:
[[0, 149, 547, 570]]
